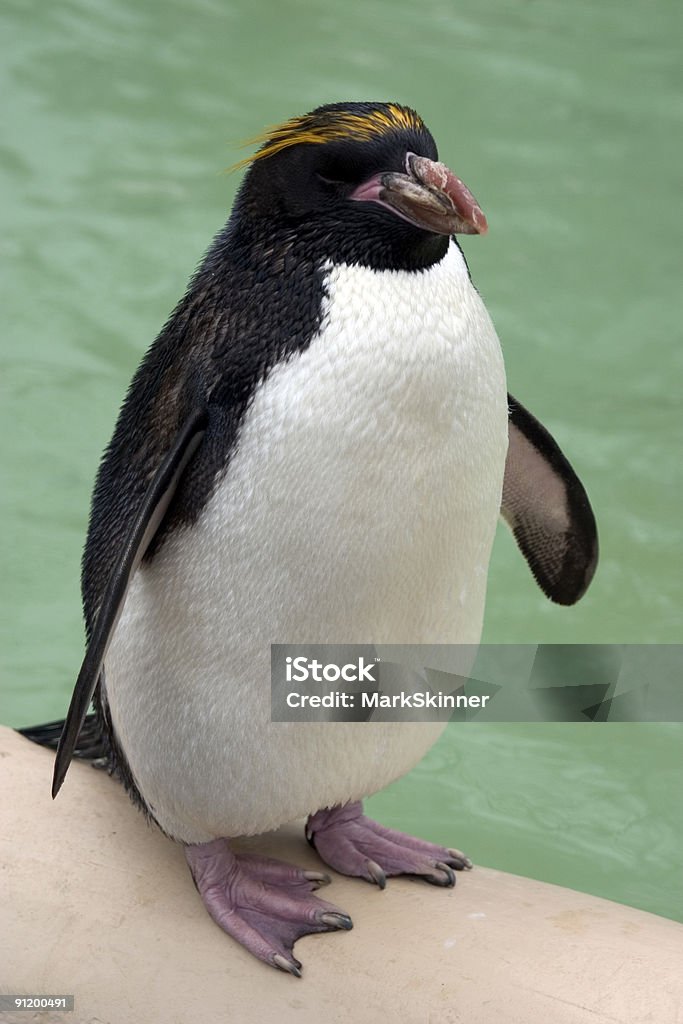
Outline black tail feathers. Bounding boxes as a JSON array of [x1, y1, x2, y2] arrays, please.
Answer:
[[18, 712, 111, 765]]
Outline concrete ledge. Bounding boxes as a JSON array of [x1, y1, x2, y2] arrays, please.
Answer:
[[1, 725, 681, 1023]]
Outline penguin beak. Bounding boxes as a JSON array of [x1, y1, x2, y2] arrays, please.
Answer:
[[350, 152, 488, 236]]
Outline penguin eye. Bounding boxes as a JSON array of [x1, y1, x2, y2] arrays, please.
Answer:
[[315, 171, 358, 198], [316, 172, 347, 187], [315, 157, 362, 189]]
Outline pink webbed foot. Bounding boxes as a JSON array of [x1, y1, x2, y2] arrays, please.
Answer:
[[185, 838, 352, 976], [306, 801, 472, 889]]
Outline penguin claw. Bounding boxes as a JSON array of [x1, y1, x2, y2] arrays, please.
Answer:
[[272, 954, 302, 978], [319, 912, 354, 930], [304, 870, 332, 887], [431, 862, 457, 887], [307, 801, 473, 889], [447, 847, 473, 870], [365, 859, 387, 889]]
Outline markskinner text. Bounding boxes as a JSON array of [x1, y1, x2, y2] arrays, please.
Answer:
[[285, 691, 490, 709]]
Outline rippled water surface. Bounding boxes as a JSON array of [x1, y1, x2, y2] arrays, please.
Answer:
[[1, 0, 681, 921]]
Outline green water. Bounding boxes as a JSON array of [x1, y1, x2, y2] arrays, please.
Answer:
[[1, 0, 681, 922]]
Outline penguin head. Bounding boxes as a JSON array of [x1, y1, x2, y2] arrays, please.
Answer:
[[233, 102, 487, 271]]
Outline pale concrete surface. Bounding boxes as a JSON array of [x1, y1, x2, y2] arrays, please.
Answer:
[[1, 725, 681, 1024]]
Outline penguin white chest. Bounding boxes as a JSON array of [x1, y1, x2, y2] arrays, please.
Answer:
[[200, 241, 508, 641], [105, 242, 508, 842]]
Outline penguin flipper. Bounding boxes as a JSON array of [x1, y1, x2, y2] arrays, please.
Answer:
[[52, 407, 209, 799], [502, 394, 598, 606]]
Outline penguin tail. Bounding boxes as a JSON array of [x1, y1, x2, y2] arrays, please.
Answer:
[[17, 713, 112, 766]]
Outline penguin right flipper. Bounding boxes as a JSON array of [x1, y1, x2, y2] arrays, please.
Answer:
[[52, 407, 209, 799], [502, 394, 598, 606]]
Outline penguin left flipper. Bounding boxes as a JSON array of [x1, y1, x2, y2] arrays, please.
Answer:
[[502, 395, 598, 606], [52, 407, 209, 799]]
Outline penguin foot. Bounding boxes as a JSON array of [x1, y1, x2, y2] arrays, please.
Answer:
[[185, 838, 353, 975], [306, 801, 472, 887]]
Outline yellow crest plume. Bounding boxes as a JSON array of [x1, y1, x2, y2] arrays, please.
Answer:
[[233, 104, 425, 171]]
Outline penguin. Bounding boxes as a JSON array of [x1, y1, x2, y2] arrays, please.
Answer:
[[23, 102, 597, 977]]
